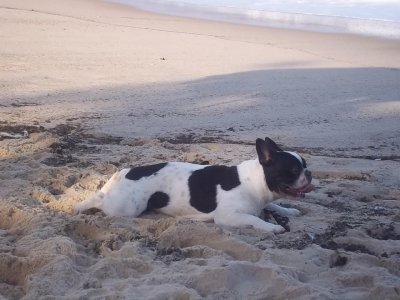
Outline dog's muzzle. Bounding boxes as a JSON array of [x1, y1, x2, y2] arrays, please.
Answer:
[[282, 170, 314, 198]]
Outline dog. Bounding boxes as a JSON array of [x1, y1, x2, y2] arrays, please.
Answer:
[[75, 137, 314, 233]]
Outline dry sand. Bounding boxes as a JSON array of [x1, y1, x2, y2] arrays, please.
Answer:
[[1, 0, 400, 299]]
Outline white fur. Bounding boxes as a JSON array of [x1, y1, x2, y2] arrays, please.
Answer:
[[286, 151, 303, 164]]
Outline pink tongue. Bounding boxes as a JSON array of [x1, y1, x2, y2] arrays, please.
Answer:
[[298, 184, 315, 193], [284, 184, 315, 197]]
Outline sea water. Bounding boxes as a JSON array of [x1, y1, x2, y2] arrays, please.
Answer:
[[111, 0, 400, 39]]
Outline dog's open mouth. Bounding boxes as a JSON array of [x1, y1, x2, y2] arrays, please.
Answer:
[[282, 183, 315, 198]]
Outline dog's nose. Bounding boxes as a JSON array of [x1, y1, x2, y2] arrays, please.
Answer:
[[305, 170, 312, 181]]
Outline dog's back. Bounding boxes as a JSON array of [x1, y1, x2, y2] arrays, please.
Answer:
[[75, 162, 209, 217]]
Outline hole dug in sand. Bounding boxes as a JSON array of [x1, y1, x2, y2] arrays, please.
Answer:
[[187, 261, 313, 299], [156, 220, 262, 263], [366, 223, 400, 240], [31, 167, 109, 214]]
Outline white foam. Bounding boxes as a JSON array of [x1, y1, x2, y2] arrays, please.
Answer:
[[110, 0, 400, 39]]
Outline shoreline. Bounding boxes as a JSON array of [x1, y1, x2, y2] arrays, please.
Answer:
[[110, 0, 400, 40]]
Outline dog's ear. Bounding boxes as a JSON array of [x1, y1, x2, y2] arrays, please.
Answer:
[[264, 137, 283, 152], [256, 138, 279, 164]]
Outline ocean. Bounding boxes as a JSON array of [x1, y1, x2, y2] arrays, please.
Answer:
[[110, 0, 400, 39]]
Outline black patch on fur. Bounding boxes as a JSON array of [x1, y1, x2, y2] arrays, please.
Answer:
[[125, 163, 167, 181], [301, 157, 307, 168], [147, 192, 170, 210], [256, 137, 283, 164], [188, 166, 241, 213], [262, 152, 304, 193], [264, 137, 283, 152]]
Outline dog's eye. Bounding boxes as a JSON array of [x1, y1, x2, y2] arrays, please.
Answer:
[[292, 167, 301, 175]]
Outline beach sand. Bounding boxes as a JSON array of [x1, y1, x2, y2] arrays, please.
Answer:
[[1, 0, 400, 299]]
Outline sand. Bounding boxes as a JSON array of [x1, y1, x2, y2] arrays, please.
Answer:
[[1, 0, 400, 299]]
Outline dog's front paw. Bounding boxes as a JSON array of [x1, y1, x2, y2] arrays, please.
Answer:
[[286, 208, 301, 216], [273, 225, 286, 234]]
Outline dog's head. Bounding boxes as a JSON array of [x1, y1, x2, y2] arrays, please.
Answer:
[[256, 137, 314, 198]]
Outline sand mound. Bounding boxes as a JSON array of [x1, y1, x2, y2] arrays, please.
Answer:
[[1, 125, 399, 299]]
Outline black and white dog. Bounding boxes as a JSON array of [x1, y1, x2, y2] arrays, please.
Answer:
[[75, 137, 314, 233]]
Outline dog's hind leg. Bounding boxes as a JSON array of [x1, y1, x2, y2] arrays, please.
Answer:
[[74, 192, 105, 214]]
